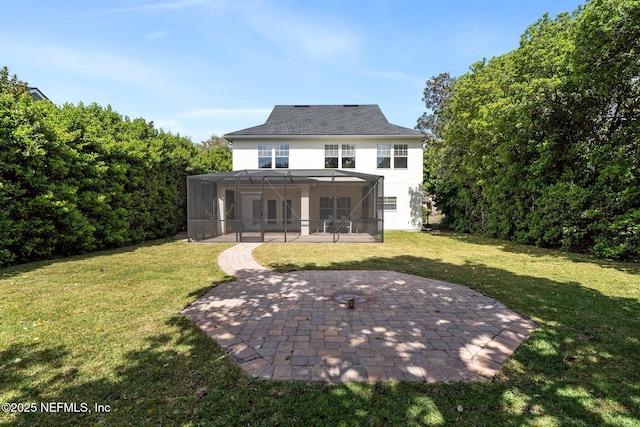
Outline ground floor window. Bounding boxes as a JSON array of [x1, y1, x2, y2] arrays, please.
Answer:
[[319, 196, 351, 219], [268, 199, 292, 224], [379, 196, 397, 211]]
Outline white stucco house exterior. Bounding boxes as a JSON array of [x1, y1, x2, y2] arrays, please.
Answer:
[[187, 104, 423, 243]]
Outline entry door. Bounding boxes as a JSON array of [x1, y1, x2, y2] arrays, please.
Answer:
[[239, 192, 263, 241]]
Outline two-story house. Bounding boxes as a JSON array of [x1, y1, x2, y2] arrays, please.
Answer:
[[187, 104, 423, 243]]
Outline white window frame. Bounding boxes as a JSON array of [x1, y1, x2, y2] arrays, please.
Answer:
[[324, 144, 339, 168], [258, 144, 272, 168], [394, 144, 408, 169], [274, 144, 289, 168], [377, 144, 391, 169], [341, 144, 356, 168], [259, 144, 289, 168], [379, 196, 397, 211], [324, 144, 356, 169], [377, 144, 408, 169]]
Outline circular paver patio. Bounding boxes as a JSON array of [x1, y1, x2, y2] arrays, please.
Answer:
[[182, 244, 536, 384]]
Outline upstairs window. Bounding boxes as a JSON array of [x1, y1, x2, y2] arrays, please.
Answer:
[[342, 144, 356, 168], [377, 144, 408, 169], [325, 145, 339, 168], [325, 144, 356, 169], [258, 144, 272, 168], [259, 144, 289, 168], [377, 144, 391, 168], [394, 144, 408, 168], [274, 144, 289, 168]]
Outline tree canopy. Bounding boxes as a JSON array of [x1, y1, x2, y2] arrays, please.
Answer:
[[420, 0, 639, 261], [0, 70, 231, 267], [192, 134, 232, 173]]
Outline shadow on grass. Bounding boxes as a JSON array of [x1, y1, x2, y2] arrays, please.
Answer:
[[0, 237, 176, 280], [2, 255, 639, 426], [448, 233, 640, 276]]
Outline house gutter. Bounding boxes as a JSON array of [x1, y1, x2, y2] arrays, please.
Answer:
[[224, 134, 422, 141]]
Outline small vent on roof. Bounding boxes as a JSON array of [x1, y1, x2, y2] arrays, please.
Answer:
[[294, 105, 310, 107], [343, 104, 359, 107]]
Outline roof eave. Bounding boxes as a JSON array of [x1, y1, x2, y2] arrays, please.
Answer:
[[224, 134, 423, 141]]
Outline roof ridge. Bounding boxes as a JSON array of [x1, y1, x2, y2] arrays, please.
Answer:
[[224, 104, 422, 137]]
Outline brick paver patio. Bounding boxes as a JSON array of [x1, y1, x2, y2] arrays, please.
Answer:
[[182, 243, 536, 383]]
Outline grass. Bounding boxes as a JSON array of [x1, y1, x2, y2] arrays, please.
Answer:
[[1, 232, 639, 426]]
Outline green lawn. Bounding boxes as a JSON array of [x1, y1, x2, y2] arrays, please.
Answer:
[[1, 232, 639, 426]]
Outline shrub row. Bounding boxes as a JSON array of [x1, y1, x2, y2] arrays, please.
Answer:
[[1, 82, 225, 267]]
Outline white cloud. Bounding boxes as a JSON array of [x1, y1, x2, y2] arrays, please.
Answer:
[[145, 31, 166, 41], [1, 36, 165, 88], [142, 0, 207, 11], [89, 0, 229, 16], [244, 6, 361, 63], [293, 24, 358, 59]]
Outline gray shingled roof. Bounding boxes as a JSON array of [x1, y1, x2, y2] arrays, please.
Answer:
[[224, 105, 422, 137]]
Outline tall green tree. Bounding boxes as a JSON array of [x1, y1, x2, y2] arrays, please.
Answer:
[[570, 0, 640, 259], [417, 72, 456, 193], [419, 0, 640, 261], [192, 134, 232, 173], [0, 66, 29, 97]]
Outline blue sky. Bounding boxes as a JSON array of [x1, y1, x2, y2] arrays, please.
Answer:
[[3, 0, 585, 143]]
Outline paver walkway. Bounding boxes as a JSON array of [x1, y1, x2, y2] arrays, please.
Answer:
[[182, 243, 536, 384]]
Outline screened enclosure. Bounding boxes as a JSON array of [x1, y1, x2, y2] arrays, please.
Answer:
[[187, 169, 384, 243]]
